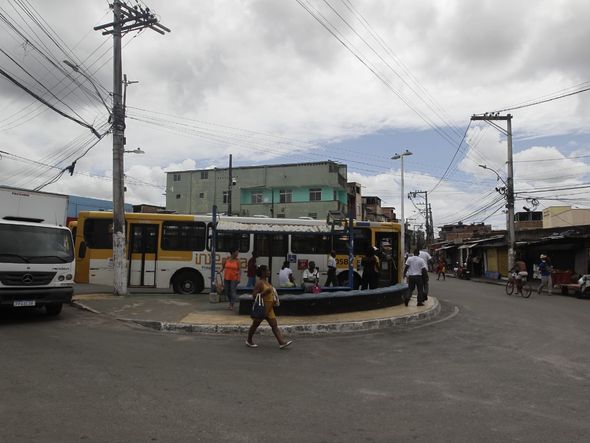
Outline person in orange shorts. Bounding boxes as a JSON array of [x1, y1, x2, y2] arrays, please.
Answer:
[[221, 248, 241, 311], [246, 265, 292, 349]]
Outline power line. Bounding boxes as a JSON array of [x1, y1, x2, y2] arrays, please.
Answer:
[[492, 83, 590, 113], [0, 66, 101, 137]]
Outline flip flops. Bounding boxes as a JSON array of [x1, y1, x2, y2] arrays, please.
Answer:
[[279, 340, 293, 350]]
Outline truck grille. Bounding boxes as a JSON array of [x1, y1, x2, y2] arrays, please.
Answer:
[[0, 272, 56, 286]]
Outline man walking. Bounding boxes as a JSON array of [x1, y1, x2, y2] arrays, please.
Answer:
[[403, 249, 428, 307], [537, 254, 553, 294]]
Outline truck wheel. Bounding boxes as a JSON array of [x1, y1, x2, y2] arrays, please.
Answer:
[[45, 303, 63, 316], [172, 271, 204, 294]]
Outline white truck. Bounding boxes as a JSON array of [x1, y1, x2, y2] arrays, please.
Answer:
[[0, 186, 68, 225], [0, 187, 74, 315]]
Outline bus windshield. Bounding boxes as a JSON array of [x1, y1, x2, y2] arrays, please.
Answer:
[[0, 224, 74, 263]]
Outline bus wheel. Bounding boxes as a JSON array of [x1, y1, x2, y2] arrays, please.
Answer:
[[45, 303, 63, 316], [173, 271, 204, 294]]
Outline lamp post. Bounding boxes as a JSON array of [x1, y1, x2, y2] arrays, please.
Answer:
[[124, 148, 145, 154], [392, 149, 413, 258]]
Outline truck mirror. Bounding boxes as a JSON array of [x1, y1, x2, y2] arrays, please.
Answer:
[[79, 242, 86, 259]]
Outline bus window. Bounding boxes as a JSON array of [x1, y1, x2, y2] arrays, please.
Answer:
[[333, 228, 371, 255], [162, 221, 206, 251], [83, 218, 113, 249], [254, 234, 288, 257], [291, 233, 331, 254], [216, 231, 250, 252]]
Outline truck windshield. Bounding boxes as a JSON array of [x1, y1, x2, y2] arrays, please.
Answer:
[[0, 224, 74, 263]]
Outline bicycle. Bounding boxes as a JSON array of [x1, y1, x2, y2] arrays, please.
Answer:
[[505, 272, 532, 298]]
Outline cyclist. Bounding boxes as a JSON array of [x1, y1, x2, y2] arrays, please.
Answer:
[[511, 257, 528, 293]]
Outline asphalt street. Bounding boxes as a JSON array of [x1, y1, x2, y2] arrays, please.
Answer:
[[1, 278, 589, 442]]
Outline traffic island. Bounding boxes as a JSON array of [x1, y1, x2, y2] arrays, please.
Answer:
[[238, 284, 408, 316]]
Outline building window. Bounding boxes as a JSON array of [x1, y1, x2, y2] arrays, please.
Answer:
[[176, 194, 181, 199], [199, 192, 204, 198], [334, 190, 337, 201], [276, 214, 285, 218], [309, 188, 321, 201], [308, 213, 317, 219], [223, 191, 229, 204], [251, 192, 263, 204], [173, 173, 181, 182], [200, 171, 208, 179], [279, 189, 292, 203]]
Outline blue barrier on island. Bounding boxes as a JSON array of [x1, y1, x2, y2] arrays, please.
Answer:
[[238, 284, 408, 316]]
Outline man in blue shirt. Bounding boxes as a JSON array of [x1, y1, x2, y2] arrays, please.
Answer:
[[537, 254, 553, 295]]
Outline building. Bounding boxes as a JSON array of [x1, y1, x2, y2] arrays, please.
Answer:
[[543, 206, 590, 228], [362, 196, 386, 221], [381, 206, 397, 222], [438, 222, 492, 242], [515, 210, 543, 231], [166, 161, 348, 219], [132, 204, 166, 213], [347, 182, 363, 220]]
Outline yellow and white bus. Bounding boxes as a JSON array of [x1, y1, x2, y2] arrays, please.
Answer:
[[74, 211, 402, 293]]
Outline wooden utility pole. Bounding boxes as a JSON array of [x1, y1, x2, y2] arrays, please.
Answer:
[[95, 1, 170, 295]]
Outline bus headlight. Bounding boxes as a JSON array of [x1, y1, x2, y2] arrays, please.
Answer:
[[58, 275, 65, 281], [66, 274, 73, 280]]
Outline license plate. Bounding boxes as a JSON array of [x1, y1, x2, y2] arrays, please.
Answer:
[[13, 300, 36, 307]]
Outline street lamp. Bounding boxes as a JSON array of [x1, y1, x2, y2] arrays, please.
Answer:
[[62, 60, 111, 115], [478, 164, 507, 186], [392, 149, 413, 257], [124, 148, 145, 154], [479, 163, 516, 272]]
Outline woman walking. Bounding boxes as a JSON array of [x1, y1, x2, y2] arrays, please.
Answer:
[[246, 265, 292, 349], [222, 247, 241, 311]]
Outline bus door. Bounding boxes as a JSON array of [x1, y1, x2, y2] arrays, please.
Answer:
[[128, 223, 158, 287], [254, 233, 288, 286], [375, 230, 398, 285]]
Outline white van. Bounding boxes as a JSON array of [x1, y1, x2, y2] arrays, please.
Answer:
[[0, 219, 74, 315]]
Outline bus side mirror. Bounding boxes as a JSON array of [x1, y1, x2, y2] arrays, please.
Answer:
[[79, 242, 86, 259]]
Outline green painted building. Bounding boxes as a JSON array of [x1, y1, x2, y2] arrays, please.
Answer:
[[166, 161, 348, 219]]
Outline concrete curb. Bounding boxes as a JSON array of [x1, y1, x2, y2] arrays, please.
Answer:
[[70, 300, 102, 315], [116, 297, 441, 336]]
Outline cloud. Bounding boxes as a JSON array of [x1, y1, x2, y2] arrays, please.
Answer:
[[1, 0, 590, 221]]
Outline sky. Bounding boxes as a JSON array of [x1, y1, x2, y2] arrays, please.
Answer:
[[1, 0, 590, 232]]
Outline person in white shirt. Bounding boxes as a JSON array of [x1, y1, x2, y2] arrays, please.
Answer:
[[302, 261, 319, 291], [278, 261, 295, 287], [324, 250, 338, 287], [403, 249, 428, 307], [418, 249, 432, 297]]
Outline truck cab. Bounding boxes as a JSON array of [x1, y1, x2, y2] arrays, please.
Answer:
[[0, 219, 75, 315]]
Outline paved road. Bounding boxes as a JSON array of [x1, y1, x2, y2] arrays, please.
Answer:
[[1, 278, 589, 442]]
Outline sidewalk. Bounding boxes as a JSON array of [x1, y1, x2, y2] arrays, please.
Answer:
[[72, 285, 440, 335]]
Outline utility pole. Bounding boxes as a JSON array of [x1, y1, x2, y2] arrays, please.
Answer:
[[95, 1, 170, 296], [428, 203, 434, 243], [471, 113, 515, 271], [408, 190, 432, 246], [227, 154, 233, 216]]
